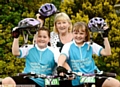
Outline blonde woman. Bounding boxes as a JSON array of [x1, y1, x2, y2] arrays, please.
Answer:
[[50, 12, 73, 52], [36, 12, 73, 52]]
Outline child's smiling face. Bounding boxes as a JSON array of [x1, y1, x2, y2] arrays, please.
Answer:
[[73, 27, 87, 46], [36, 30, 50, 49]]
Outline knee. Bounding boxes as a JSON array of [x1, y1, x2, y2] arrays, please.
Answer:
[[2, 77, 15, 85], [102, 77, 120, 87]]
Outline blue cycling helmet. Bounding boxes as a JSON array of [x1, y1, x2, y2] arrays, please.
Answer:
[[88, 17, 107, 32], [38, 3, 58, 18]]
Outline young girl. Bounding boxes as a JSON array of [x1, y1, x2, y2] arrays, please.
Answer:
[[2, 27, 60, 87], [57, 22, 120, 87]]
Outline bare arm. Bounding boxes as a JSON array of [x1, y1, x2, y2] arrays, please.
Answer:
[[100, 38, 111, 56], [58, 54, 67, 66], [63, 62, 71, 71], [33, 14, 44, 44], [57, 55, 72, 80], [100, 25, 111, 56], [36, 13, 44, 27], [12, 38, 20, 56]]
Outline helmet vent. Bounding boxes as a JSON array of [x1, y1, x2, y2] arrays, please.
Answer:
[[95, 18, 98, 21], [19, 22, 22, 26], [45, 6, 48, 10], [30, 19, 34, 21]]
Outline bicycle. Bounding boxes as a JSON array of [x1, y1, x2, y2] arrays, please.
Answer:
[[17, 70, 116, 87]]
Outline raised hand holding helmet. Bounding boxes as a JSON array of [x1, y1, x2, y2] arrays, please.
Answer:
[[88, 17, 110, 38], [102, 25, 110, 38], [38, 3, 58, 20], [12, 27, 20, 38], [12, 18, 40, 39]]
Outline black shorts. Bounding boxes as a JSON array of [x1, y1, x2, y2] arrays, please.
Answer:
[[12, 76, 72, 87], [59, 80, 72, 87], [11, 76, 106, 87], [95, 77, 107, 87], [11, 76, 40, 87], [68, 77, 107, 87]]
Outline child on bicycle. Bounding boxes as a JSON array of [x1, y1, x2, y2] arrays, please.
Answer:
[[56, 22, 120, 87], [36, 11, 73, 87], [2, 26, 60, 87]]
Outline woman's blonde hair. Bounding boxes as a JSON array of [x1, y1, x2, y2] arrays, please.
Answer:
[[73, 22, 90, 41], [53, 12, 72, 33]]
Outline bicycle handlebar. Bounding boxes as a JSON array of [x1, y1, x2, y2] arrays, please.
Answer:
[[17, 72, 75, 80], [66, 70, 117, 78], [95, 71, 117, 77], [17, 70, 117, 80], [18, 72, 57, 79]]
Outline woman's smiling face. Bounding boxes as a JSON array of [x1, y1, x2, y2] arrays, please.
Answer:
[[56, 19, 70, 34]]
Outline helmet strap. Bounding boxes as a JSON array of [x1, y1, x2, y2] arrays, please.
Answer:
[[27, 29, 32, 35], [87, 33, 93, 51], [33, 31, 38, 47], [22, 30, 28, 47], [90, 26, 104, 33], [98, 31, 104, 38]]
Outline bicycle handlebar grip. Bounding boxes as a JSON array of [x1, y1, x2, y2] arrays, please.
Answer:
[[96, 72, 117, 77], [103, 72, 117, 77], [17, 73, 27, 76]]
